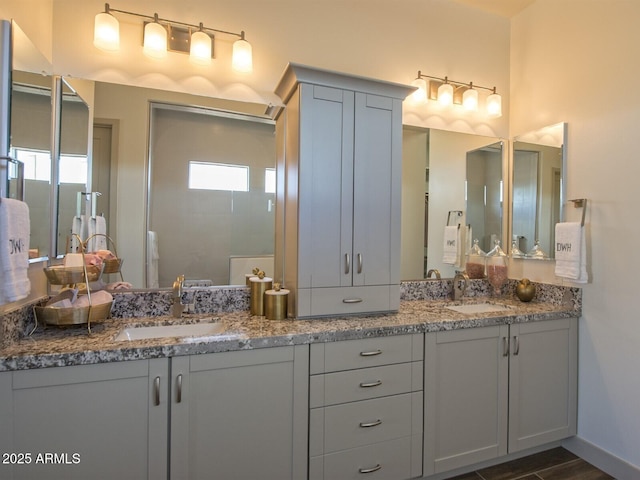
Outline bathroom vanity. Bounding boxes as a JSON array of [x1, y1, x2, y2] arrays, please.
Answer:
[[0, 281, 580, 480]]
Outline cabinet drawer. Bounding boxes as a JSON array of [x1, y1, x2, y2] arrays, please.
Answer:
[[310, 334, 421, 374], [310, 362, 422, 407], [298, 285, 400, 318], [312, 393, 413, 454], [309, 436, 412, 480]]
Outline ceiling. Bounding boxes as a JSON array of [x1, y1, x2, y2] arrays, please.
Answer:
[[450, 0, 536, 18]]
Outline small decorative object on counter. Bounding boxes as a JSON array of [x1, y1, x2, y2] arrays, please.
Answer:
[[486, 240, 508, 296], [246, 267, 261, 286], [265, 283, 289, 320], [515, 278, 536, 302], [465, 238, 486, 279], [249, 270, 272, 316]]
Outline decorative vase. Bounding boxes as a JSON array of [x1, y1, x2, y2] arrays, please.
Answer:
[[515, 278, 536, 302]]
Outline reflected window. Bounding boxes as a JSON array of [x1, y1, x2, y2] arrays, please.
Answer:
[[14, 148, 50, 181], [188, 161, 249, 192], [265, 168, 275, 193], [60, 155, 88, 184]]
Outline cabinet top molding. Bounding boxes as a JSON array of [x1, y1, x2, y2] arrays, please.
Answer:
[[274, 62, 416, 104]]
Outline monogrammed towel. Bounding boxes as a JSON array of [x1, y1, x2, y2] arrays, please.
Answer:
[[0, 198, 31, 303], [442, 226, 460, 265], [554, 222, 587, 283]]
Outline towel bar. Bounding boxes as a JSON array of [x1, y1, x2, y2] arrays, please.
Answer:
[[447, 210, 463, 227], [568, 198, 587, 226]]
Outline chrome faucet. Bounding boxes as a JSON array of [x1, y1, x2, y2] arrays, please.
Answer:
[[426, 269, 441, 279], [172, 275, 185, 318], [453, 271, 469, 301]]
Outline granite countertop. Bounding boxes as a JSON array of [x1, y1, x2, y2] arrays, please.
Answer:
[[0, 295, 580, 372]]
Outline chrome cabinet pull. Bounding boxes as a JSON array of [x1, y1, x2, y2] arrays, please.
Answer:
[[513, 336, 520, 356], [176, 373, 183, 403], [502, 337, 510, 357], [345, 253, 350, 274], [153, 376, 160, 406], [357, 253, 363, 274], [359, 419, 382, 428], [359, 464, 382, 474], [359, 380, 382, 388], [343, 298, 363, 304], [360, 349, 382, 357]]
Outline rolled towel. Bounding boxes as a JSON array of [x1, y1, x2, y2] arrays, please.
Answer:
[[554, 222, 587, 283], [0, 199, 31, 303]]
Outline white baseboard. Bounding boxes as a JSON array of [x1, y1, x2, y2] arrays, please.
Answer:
[[563, 436, 640, 479]]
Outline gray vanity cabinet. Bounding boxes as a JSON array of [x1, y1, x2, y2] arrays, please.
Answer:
[[309, 334, 424, 480], [170, 345, 309, 480], [274, 64, 414, 318], [0, 359, 169, 480], [424, 318, 578, 476]]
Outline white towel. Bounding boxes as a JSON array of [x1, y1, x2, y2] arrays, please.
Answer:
[[442, 226, 460, 265], [70, 215, 86, 252], [554, 222, 587, 283], [0, 198, 31, 303], [87, 216, 108, 251]]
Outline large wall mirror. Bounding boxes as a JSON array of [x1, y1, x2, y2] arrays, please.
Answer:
[[511, 122, 566, 259], [8, 21, 53, 262]]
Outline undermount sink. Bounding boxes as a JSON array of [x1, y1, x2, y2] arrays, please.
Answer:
[[445, 302, 514, 315], [115, 319, 225, 341]]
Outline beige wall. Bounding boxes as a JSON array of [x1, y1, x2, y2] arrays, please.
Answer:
[[511, 0, 640, 471]]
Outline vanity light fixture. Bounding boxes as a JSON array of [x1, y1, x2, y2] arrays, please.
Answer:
[[409, 71, 502, 117], [93, 3, 253, 73]]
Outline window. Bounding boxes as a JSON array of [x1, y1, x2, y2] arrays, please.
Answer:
[[14, 148, 51, 182], [188, 161, 249, 192], [59, 155, 88, 184], [265, 168, 276, 193]]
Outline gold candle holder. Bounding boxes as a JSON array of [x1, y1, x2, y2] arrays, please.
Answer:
[[249, 271, 272, 316], [265, 283, 289, 320]]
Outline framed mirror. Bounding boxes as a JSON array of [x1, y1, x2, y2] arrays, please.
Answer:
[[511, 122, 566, 259]]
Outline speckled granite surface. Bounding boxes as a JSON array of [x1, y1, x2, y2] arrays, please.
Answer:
[[0, 280, 581, 372]]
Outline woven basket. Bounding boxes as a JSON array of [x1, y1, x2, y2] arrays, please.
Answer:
[[34, 301, 112, 326]]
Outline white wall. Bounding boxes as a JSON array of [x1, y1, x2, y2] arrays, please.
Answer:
[[511, 0, 640, 470]]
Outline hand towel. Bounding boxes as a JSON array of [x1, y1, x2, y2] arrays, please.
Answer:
[[70, 215, 86, 252], [442, 226, 459, 265], [554, 222, 587, 283], [0, 198, 31, 303], [87, 216, 108, 251]]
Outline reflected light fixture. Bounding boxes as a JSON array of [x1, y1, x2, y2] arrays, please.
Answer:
[[409, 71, 502, 117], [93, 3, 253, 72]]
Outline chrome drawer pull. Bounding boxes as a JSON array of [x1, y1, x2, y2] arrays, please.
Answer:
[[360, 349, 382, 357], [343, 298, 363, 304], [359, 419, 382, 428], [176, 373, 183, 403], [153, 376, 161, 406], [357, 253, 363, 274], [502, 337, 510, 357], [359, 464, 382, 474], [345, 253, 350, 274], [359, 380, 382, 388]]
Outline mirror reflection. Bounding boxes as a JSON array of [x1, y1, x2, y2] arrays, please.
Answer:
[[56, 80, 89, 257], [9, 21, 53, 262], [401, 127, 504, 280], [512, 122, 566, 259]]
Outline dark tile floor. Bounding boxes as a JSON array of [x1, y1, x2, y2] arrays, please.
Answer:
[[445, 447, 615, 480]]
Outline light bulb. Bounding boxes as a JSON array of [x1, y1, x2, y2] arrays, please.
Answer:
[[94, 11, 119, 52], [143, 19, 167, 59], [409, 77, 428, 105], [486, 91, 502, 118], [438, 82, 453, 106], [190, 29, 212, 65], [462, 88, 478, 111], [232, 33, 253, 73]]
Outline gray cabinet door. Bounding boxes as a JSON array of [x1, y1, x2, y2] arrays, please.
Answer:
[[170, 345, 309, 480], [424, 325, 509, 476], [508, 317, 578, 452], [0, 359, 169, 480]]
